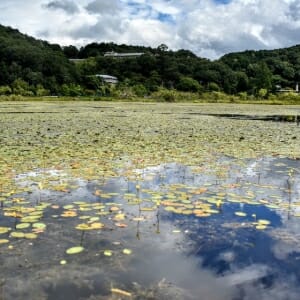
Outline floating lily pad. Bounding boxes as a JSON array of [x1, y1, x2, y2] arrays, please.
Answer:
[[258, 219, 271, 225], [256, 225, 267, 230], [0, 239, 9, 244], [123, 248, 132, 255], [235, 212, 247, 217], [66, 246, 84, 255], [32, 223, 47, 229], [10, 232, 25, 238], [16, 223, 31, 229], [0, 227, 11, 234], [104, 250, 113, 256], [24, 233, 38, 239]]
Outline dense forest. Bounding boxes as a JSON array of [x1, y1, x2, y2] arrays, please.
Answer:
[[0, 24, 300, 98]]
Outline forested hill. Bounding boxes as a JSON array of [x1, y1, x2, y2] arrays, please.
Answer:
[[219, 45, 300, 91], [1, 23, 300, 97], [0, 25, 77, 95]]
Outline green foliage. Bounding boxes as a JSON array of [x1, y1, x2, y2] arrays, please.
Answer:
[[2, 24, 300, 100], [207, 82, 220, 92], [35, 84, 49, 96], [257, 88, 268, 99], [63, 45, 79, 58], [132, 84, 148, 97], [0, 24, 77, 93], [237, 92, 248, 100], [11, 79, 33, 96], [61, 84, 83, 96], [0, 85, 12, 95], [177, 76, 202, 92], [153, 88, 176, 102], [275, 92, 300, 103]]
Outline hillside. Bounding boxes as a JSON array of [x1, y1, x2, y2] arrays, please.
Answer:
[[0, 25, 77, 95], [0, 24, 300, 97], [220, 45, 300, 91]]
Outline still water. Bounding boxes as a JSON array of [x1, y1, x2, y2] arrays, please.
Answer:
[[1, 156, 300, 299]]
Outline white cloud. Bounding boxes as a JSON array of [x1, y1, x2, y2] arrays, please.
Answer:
[[0, 0, 300, 58]]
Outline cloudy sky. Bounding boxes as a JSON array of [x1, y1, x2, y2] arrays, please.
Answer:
[[1, 0, 300, 59]]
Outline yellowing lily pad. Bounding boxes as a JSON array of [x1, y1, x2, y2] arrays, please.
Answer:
[[61, 210, 77, 217], [256, 225, 267, 230], [0, 227, 11, 234], [76, 222, 104, 230], [258, 219, 271, 225], [10, 232, 25, 238], [24, 233, 38, 239], [21, 216, 41, 223], [235, 212, 247, 217], [16, 223, 31, 229], [111, 288, 132, 297], [123, 248, 132, 255], [66, 246, 84, 255], [0, 239, 9, 244], [32, 223, 47, 229], [104, 250, 113, 256]]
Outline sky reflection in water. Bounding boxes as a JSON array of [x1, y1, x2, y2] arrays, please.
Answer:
[[1, 157, 300, 299]]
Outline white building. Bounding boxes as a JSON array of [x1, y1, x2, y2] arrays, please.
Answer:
[[95, 74, 118, 85], [104, 51, 144, 58]]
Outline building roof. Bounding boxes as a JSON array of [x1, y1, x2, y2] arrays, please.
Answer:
[[95, 74, 118, 80], [104, 51, 144, 58], [94, 74, 118, 84]]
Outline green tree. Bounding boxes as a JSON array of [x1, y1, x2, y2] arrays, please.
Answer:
[[177, 76, 202, 92], [248, 62, 272, 94], [63, 45, 79, 58]]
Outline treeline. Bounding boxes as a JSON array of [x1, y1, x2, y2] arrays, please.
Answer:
[[1, 24, 300, 99]]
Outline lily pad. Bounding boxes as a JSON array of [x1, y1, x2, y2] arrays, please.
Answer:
[[66, 246, 84, 255], [235, 212, 247, 217], [32, 223, 47, 229], [10, 232, 25, 238], [104, 250, 113, 256], [24, 233, 38, 239], [0, 239, 9, 244], [123, 248, 132, 255], [0, 227, 11, 234], [16, 223, 31, 229]]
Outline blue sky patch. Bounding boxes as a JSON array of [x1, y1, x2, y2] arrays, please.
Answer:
[[157, 12, 174, 24]]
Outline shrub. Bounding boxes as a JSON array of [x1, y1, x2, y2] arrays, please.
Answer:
[[0, 85, 12, 95], [152, 88, 176, 102], [177, 76, 202, 92], [207, 82, 220, 92], [132, 84, 148, 97]]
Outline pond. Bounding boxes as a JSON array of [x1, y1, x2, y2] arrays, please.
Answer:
[[0, 102, 300, 299]]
